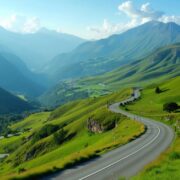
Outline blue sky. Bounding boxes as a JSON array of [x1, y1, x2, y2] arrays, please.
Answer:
[[0, 0, 179, 39]]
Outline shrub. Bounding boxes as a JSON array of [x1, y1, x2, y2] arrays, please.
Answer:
[[33, 124, 59, 142], [155, 86, 162, 94], [163, 102, 179, 112], [169, 152, 180, 160], [18, 167, 26, 174], [53, 128, 66, 145]]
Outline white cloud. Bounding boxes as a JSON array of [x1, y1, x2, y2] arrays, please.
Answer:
[[159, 15, 180, 24], [0, 14, 41, 33], [87, 19, 124, 39], [119, 1, 164, 20], [88, 1, 180, 39]]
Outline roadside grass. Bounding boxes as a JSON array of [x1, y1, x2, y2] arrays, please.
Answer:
[[132, 138, 180, 180], [125, 76, 180, 180], [0, 88, 145, 179]]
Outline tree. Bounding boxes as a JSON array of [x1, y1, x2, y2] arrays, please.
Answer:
[[163, 102, 179, 112], [155, 86, 162, 94]]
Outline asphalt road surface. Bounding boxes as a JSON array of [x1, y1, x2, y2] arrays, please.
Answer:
[[45, 89, 174, 180]]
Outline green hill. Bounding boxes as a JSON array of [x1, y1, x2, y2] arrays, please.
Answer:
[[40, 43, 180, 107], [0, 87, 33, 114]]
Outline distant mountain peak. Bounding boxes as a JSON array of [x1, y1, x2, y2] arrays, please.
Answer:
[[37, 27, 58, 34], [143, 20, 179, 28], [0, 26, 8, 32], [37, 27, 49, 33]]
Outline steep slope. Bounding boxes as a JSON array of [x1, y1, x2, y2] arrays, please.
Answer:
[[44, 21, 180, 83], [0, 87, 33, 114], [0, 53, 45, 97], [82, 43, 180, 87], [0, 27, 85, 70], [83, 43, 180, 87], [40, 43, 180, 107]]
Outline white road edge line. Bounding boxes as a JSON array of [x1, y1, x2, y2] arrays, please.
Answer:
[[79, 125, 161, 180]]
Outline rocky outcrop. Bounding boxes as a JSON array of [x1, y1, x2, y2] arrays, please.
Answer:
[[87, 117, 104, 133], [87, 116, 116, 133]]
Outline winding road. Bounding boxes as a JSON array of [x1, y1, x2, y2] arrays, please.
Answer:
[[45, 89, 174, 180]]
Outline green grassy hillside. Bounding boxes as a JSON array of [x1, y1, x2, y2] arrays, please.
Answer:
[[0, 88, 144, 179], [40, 44, 180, 107], [80, 44, 180, 92], [123, 76, 180, 180]]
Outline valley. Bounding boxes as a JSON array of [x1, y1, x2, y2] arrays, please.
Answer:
[[40, 43, 180, 107], [0, 2, 179, 179]]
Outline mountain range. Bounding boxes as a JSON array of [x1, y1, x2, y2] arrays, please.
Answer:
[[0, 26, 85, 70], [81, 43, 180, 88], [0, 21, 180, 107], [0, 52, 45, 97], [43, 21, 180, 84]]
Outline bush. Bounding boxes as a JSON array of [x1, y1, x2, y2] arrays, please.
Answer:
[[169, 152, 180, 160], [155, 86, 162, 94], [163, 102, 179, 112], [18, 167, 26, 174], [33, 124, 59, 142]]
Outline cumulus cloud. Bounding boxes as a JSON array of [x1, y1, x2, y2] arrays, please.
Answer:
[[88, 1, 180, 39], [119, 1, 163, 20], [0, 14, 41, 33], [87, 19, 125, 39]]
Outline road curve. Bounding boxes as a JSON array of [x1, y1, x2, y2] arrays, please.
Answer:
[[45, 89, 174, 180]]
